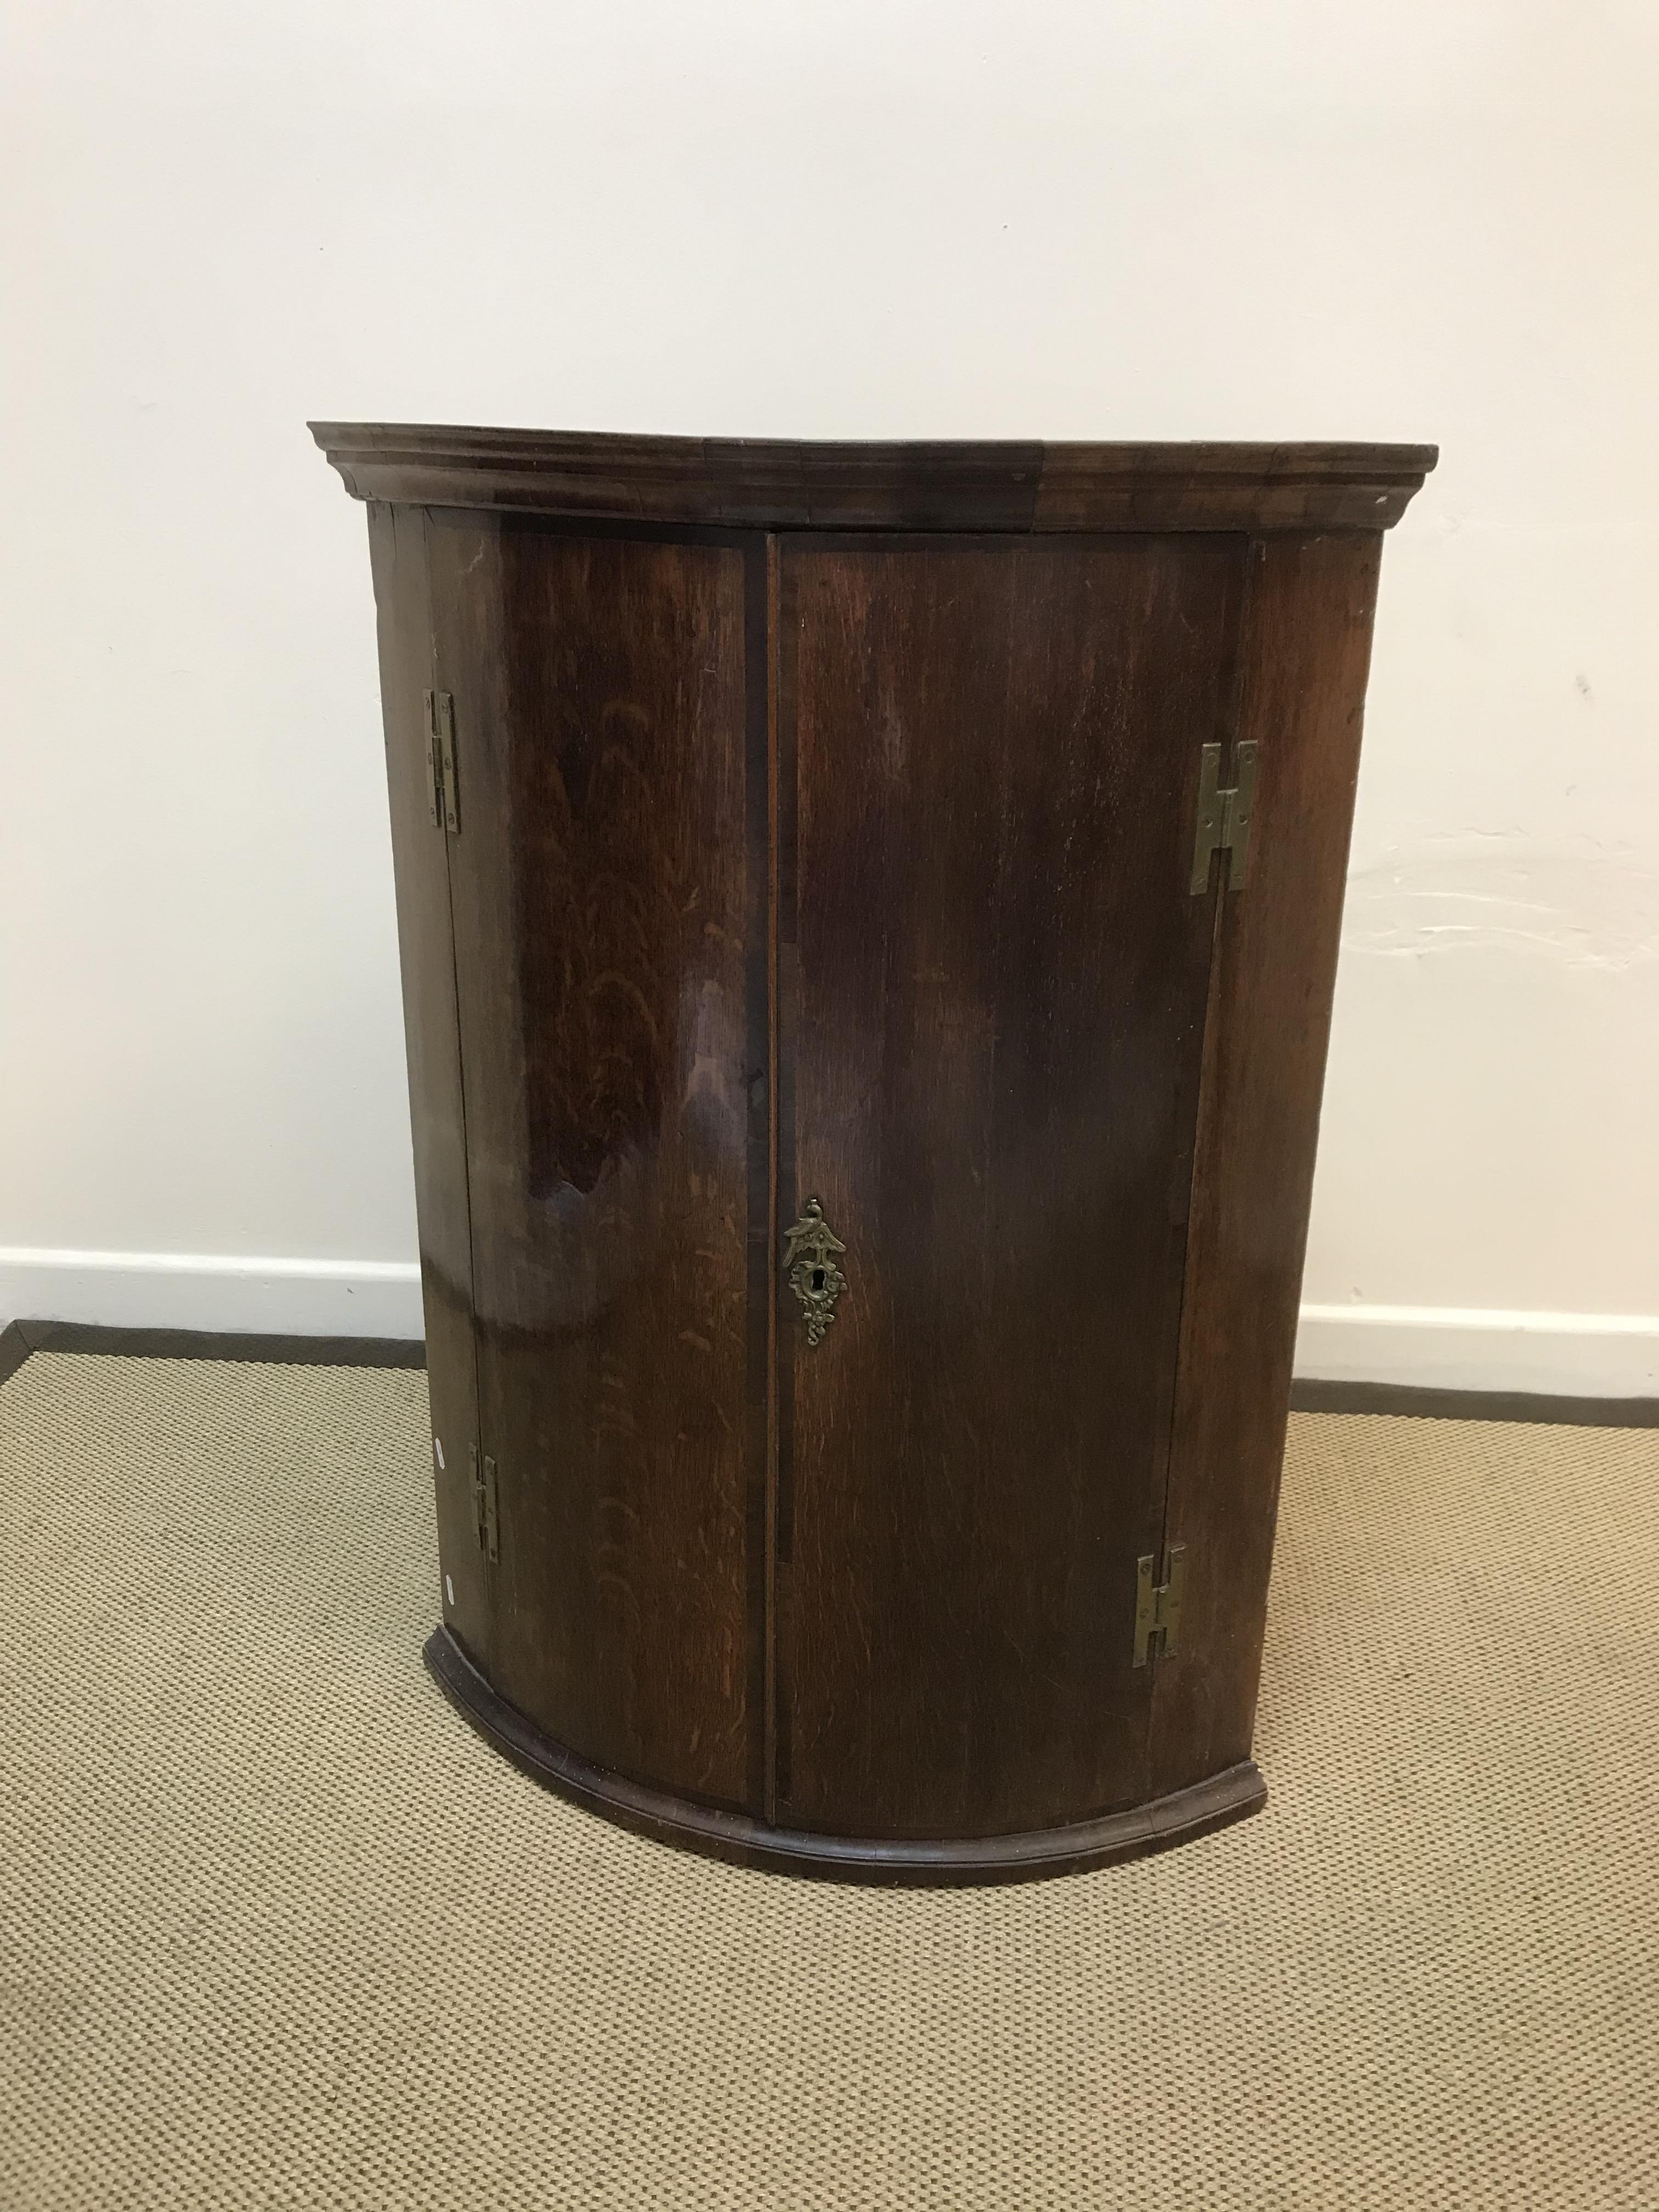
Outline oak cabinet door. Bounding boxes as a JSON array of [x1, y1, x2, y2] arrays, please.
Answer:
[[778, 534, 1245, 1838], [1151, 534, 1383, 1799], [428, 514, 763, 1812]]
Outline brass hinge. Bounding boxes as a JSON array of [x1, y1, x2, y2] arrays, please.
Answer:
[[470, 1443, 499, 1561], [1133, 1544, 1186, 1666], [425, 690, 460, 834], [1189, 741, 1257, 893]]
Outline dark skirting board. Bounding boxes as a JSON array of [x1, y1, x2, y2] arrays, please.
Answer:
[[0, 1320, 425, 1383], [1288, 1376, 1659, 1427]]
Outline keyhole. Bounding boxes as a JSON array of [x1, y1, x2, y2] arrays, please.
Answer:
[[811, 1267, 826, 1292]]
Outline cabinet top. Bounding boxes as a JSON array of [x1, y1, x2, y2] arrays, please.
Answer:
[[310, 422, 1436, 534]]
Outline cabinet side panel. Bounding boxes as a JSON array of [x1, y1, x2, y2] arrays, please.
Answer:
[[783, 534, 1243, 1839], [428, 515, 755, 1811], [1150, 532, 1384, 1794], [366, 504, 487, 1665]]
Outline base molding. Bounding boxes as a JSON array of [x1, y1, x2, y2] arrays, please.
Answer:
[[0, 1317, 422, 1385], [1290, 1375, 1659, 1427], [422, 1625, 1265, 1886], [1295, 1301, 1659, 1400], [0, 1247, 423, 1340]]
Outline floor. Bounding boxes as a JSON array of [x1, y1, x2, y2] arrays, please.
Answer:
[[1, 1351, 1655, 2209]]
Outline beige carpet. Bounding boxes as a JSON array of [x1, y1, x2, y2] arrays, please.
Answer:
[[1, 1353, 1656, 2210]]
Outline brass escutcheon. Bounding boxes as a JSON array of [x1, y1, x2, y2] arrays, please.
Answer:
[[783, 1198, 847, 1346]]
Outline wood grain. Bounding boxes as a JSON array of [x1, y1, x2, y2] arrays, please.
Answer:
[[325, 428, 1434, 1876], [313, 425, 1436, 534], [426, 1624, 1265, 1884], [780, 533, 1245, 1839], [366, 501, 489, 1672], [1149, 533, 1386, 1796], [426, 513, 759, 1811]]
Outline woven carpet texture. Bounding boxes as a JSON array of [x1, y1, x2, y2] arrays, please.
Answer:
[[1, 1352, 1655, 2209]]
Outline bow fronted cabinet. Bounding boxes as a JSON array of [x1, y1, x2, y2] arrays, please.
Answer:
[[313, 425, 1434, 1883]]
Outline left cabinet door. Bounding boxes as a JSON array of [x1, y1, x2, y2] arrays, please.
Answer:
[[368, 505, 490, 1671], [427, 514, 766, 1814]]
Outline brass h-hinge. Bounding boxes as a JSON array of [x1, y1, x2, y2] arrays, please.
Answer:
[[425, 690, 460, 834], [470, 1443, 499, 1562], [1189, 742, 1257, 893], [1133, 1544, 1186, 1666]]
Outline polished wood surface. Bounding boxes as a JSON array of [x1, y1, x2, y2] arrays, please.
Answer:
[[425, 1623, 1265, 1886], [780, 534, 1242, 1838], [366, 503, 489, 1672], [333, 429, 1435, 1880], [1150, 533, 1386, 1798], [314, 424, 1436, 534], [425, 513, 759, 1809]]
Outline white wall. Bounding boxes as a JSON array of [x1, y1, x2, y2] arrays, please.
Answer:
[[2, 2, 1655, 1389]]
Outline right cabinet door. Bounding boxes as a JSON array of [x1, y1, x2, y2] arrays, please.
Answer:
[[1149, 533, 1383, 1799], [778, 532, 1248, 1839]]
